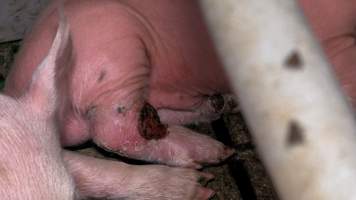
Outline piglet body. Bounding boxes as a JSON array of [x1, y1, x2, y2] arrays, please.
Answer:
[[5, 0, 235, 168], [0, 12, 75, 199]]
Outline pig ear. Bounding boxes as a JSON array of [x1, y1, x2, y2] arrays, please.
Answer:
[[23, 8, 72, 115]]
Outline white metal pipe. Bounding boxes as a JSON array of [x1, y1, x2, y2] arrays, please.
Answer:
[[199, 0, 356, 199]]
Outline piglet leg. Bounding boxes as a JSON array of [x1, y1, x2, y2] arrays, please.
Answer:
[[63, 151, 215, 200]]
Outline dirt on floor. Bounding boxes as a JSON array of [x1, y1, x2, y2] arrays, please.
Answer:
[[0, 40, 278, 200]]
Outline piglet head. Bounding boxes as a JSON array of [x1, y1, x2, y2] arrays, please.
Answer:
[[0, 9, 76, 199]]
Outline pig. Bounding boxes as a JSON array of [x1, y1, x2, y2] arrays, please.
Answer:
[[0, 10, 215, 200], [4, 0, 236, 168], [0, 11, 76, 199]]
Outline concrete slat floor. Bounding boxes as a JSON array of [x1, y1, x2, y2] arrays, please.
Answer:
[[0, 40, 278, 200]]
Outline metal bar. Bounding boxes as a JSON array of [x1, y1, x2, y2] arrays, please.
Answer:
[[200, 0, 356, 199]]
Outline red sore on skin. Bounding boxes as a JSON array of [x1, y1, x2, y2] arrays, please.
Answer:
[[139, 102, 168, 140]]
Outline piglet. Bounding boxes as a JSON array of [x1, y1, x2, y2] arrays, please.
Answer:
[[5, 0, 236, 168], [0, 9, 75, 199], [0, 9, 215, 200]]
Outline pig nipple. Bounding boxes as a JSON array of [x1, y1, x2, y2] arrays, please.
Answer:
[[138, 102, 168, 140]]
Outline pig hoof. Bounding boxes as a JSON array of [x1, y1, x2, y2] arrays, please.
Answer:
[[208, 93, 239, 114], [202, 145, 235, 166], [222, 146, 236, 161], [218, 147, 236, 163], [130, 165, 215, 200], [195, 187, 216, 200]]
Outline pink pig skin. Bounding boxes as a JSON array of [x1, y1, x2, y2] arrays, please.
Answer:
[[0, 13, 76, 199], [0, 12, 215, 200], [64, 151, 215, 200], [298, 0, 356, 106], [5, 0, 235, 168]]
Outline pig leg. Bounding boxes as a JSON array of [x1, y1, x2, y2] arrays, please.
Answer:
[[63, 151, 215, 200], [89, 96, 234, 168], [90, 103, 234, 168], [157, 94, 239, 125]]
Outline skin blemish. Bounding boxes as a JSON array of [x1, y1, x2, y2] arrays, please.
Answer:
[[116, 106, 126, 114], [209, 94, 225, 112], [285, 51, 303, 69], [97, 70, 106, 83], [138, 102, 168, 140], [286, 120, 305, 147]]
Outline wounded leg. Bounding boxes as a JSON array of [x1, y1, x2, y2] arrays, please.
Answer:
[[90, 101, 234, 168]]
